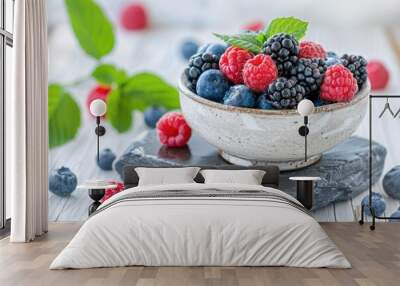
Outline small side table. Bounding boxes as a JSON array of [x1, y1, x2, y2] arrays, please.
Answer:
[[78, 183, 117, 216], [289, 177, 321, 210]]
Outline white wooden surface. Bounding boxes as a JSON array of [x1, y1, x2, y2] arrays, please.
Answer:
[[48, 24, 400, 222]]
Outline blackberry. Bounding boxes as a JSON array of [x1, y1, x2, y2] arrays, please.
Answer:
[[263, 33, 299, 75], [340, 54, 368, 88], [289, 58, 327, 96], [267, 77, 306, 109], [183, 52, 219, 92]]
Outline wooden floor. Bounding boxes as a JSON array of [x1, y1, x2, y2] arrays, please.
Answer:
[[0, 223, 399, 286]]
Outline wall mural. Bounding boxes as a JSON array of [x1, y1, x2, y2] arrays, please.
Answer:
[[48, 0, 399, 222]]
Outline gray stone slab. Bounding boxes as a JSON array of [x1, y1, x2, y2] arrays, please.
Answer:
[[281, 137, 387, 209], [115, 131, 386, 210]]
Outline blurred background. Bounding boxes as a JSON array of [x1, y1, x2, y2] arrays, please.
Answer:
[[48, 0, 400, 29], [47, 0, 400, 222]]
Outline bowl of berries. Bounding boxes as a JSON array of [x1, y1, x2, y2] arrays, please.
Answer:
[[179, 17, 370, 170]]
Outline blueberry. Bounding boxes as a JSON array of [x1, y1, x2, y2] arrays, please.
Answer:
[[389, 210, 400, 223], [197, 43, 211, 53], [361, 192, 386, 216], [49, 167, 77, 197], [313, 97, 331, 107], [223, 85, 256, 108], [257, 94, 273, 109], [325, 56, 341, 67], [144, 106, 167, 128], [205, 43, 227, 59], [196, 70, 230, 102], [97, 148, 116, 171], [180, 40, 199, 60], [327, 51, 337, 58], [382, 166, 400, 200]]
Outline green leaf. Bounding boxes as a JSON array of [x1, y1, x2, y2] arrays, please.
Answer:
[[122, 73, 180, 111], [264, 17, 308, 41], [106, 73, 179, 133], [65, 0, 115, 60], [92, 63, 128, 85], [256, 32, 267, 44], [106, 88, 133, 133], [48, 84, 81, 148], [213, 33, 263, 54]]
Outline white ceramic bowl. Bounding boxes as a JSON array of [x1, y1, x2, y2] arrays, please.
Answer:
[[179, 75, 370, 170]]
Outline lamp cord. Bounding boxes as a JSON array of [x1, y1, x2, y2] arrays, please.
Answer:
[[304, 116, 308, 162], [96, 116, 100, 162], [305, 131, 307, 162]]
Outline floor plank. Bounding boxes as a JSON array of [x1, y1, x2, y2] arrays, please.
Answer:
[[1, 223, 400, 286]]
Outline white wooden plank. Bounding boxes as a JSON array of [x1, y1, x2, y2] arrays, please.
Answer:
[[333, 200, 356, 222], [312, 205, 336, 222]]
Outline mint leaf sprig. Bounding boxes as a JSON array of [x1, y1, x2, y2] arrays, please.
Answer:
[[214, 17, 308, 54], [213, 32, 263, 54], [48, 84, 81, 148], [65, 0, 115, 60], [264, 17, 308, 41]]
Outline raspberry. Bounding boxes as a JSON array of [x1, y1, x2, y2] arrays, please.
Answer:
[[100, 181, 124, 203], [219, 47, 253, 84], [367, 60, 389, 90], [156, 112, 192, 147], [86, 85, 111, 118], [242, 54, 278, 92], [120, 3, 148, 31], [320, 65, 358, 102], [242, 21, 264, 32], [299, 41, 326, 59]]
